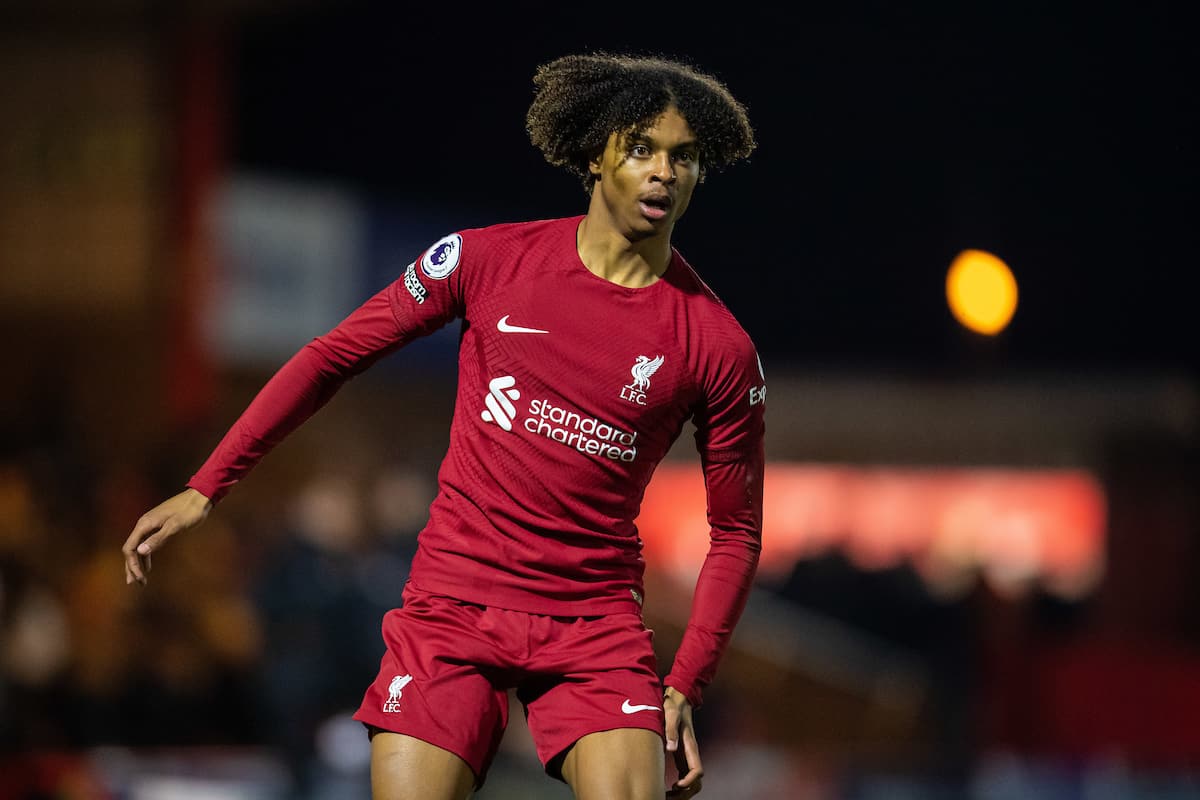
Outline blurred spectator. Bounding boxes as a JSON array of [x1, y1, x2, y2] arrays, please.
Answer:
[[127, 511, 263, 746], [1, 461, 73, 751], [767, 550, 980, 787], [250, 462, 428, 797], [5, 445, 262, 752]]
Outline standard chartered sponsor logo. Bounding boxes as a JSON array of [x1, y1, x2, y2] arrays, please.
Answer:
[[481, 376, 638, 462], [481, 376, 521, 431], [524, 398, 638, 462]]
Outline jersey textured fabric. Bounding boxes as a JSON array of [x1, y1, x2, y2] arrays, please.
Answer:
[[187, 215, 766, 707]]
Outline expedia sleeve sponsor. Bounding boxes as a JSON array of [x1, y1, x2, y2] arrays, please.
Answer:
[[693, 335, 765, 455], [749, 352, 767, 406]]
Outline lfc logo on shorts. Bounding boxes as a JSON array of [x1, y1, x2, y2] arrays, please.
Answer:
[[383, 674, 413, 713]]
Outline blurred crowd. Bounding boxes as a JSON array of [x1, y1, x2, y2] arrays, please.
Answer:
[[0, 432, 811, 799], [4, 416, 1198, 799], [0, 436, 432, 796]]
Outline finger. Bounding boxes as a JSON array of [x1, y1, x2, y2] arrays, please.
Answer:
[[124, 517, 171, 585], [663, 704, 682, 752], [123, 537, 149, 585], [673, 744, 689, 774], [136, 522, 178, 557], [673, 726, 703, 789], [125, 548, 148, 585], [672, 760, 702, 791], [123, 516, 163, 584], [666, 779, 702, 799]]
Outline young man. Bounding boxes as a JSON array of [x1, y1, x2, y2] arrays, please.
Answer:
[[124, 52, 765, 799]]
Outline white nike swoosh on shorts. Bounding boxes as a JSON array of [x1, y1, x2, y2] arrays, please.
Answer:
[[621, 699, 662, 714], [497, 315, 549, 334]]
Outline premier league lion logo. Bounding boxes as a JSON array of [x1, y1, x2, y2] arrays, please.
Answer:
[[420, 233, 462, 279]]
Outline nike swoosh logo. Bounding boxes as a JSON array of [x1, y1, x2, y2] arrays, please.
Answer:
[[497, 315, 549, 334], [621, 699, 662, 714]]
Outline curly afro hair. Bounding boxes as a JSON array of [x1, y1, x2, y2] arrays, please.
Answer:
[[526, 51, 756, 192]]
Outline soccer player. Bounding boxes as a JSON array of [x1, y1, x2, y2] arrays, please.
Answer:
[[124, 51, 765, 800]]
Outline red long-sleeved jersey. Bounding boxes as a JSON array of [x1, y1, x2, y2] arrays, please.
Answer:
[[188, 215, 765, 706]]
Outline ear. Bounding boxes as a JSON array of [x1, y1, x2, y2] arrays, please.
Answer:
[[588, 136, 611, 181]]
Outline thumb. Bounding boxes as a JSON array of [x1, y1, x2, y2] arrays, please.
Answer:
[[664, 710, 680, 751], [137, 522, 180, 555]]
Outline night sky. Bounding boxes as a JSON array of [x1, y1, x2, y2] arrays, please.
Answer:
[[229, 2, 1197, 378]]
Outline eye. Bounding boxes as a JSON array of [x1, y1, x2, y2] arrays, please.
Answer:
[[630, 144, 651, 157], [673, 150, 697, 164]]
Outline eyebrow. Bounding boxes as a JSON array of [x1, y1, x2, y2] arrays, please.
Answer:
[[627, 132, 699, 150]]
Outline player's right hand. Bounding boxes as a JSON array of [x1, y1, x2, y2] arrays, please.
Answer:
[[123, 488, 212, 586]]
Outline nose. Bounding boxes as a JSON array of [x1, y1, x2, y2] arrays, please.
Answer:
[[651, 152, 676, 184]]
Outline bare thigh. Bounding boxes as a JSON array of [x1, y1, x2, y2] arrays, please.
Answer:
[[561, 728, 664, 800], [371, 730, 477, 800]]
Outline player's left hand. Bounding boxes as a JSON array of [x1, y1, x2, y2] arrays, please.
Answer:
[[663, 685, 703, 797]]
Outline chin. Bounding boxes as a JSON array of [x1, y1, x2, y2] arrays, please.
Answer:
[[625, 222, 660, 242], [637, 211, 676, 234]]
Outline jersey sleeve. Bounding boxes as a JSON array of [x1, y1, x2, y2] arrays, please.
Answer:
[[663, 330, 766, 708], [187, 230, 476, 504]]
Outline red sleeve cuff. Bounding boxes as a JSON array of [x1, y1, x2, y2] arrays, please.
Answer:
[[662, 675, 704, 709]]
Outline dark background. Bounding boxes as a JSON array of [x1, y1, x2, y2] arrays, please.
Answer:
[[2, 3, 1198, 797], [230, 1, 1197, 376]]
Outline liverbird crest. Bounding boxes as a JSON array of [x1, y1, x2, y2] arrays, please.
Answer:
[[630, 355, 665, 391]]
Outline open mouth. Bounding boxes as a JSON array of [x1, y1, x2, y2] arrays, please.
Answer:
[[639, 195, 671, 220]]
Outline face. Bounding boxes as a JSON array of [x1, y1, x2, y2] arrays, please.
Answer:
[[588, 106, 700, 240]]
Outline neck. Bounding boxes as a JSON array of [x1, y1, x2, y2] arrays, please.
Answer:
[[576, 208, 673, 289]]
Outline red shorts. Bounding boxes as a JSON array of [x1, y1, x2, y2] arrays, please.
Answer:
[[352, 584, 665, 787]]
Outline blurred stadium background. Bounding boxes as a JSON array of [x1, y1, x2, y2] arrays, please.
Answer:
[[1, 2, 1197, 798]]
